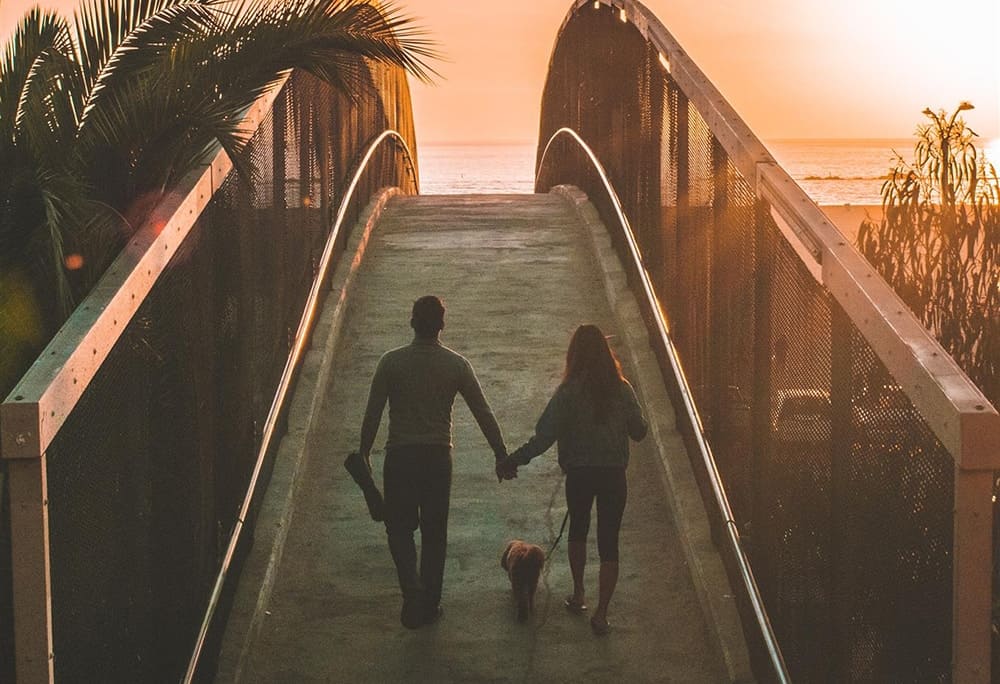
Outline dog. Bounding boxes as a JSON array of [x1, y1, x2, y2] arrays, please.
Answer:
[[500, 540, 546, 622]]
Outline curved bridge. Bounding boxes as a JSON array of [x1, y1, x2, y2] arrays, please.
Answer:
[[2, 1, 998, 683]]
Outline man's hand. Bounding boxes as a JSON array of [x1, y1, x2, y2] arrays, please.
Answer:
[[344, 451, 384, 522], [495, 456, 518, 482]]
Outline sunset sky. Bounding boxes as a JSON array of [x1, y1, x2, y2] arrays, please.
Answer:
[[1, 0, 997, 144]]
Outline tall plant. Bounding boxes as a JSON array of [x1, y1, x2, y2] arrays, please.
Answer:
[[857, 103, 999, 407], [0, 0, 436, 397]]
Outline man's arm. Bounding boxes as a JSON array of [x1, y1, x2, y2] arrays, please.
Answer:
[[359, 355, 390, 463], [457, 360, 507, 458]]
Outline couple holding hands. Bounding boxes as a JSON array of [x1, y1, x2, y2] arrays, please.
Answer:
[[353, 296, 647, 636]]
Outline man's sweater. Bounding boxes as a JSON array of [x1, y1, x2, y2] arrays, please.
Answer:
[[360, 337, 506, 457]]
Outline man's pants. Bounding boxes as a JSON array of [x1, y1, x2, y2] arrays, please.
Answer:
[[383, 444, 452, 608]]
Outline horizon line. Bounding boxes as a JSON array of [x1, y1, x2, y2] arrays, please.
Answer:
[[418, 136, 955, 147]]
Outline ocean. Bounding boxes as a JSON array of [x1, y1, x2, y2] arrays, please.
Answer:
[[419, 143, 537, 196], [768, 139, 909, 206], [417, 139, 990, 206]]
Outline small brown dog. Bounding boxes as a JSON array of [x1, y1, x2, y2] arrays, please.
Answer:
[[500, 540, 546, 622]]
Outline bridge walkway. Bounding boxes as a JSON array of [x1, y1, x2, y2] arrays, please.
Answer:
[[219, 193, 730, 683]]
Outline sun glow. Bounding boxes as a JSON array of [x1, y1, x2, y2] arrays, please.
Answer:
[[985, 138, 1000, 169]]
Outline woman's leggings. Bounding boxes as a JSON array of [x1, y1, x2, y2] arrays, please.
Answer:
[[565, 466, 627, 561]]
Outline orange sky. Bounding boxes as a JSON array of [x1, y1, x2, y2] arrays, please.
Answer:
[[2, 0, 997, 144]]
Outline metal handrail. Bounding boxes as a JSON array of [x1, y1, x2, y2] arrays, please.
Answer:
[[537, 126, 791, 684], [183, 128, 417, 682]]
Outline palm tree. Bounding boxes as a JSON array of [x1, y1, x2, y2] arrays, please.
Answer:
[[0, 0, 436, 396]]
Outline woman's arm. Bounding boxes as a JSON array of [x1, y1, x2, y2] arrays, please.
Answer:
[[624, 380, 648, 441], [509, 388, 563, 465]]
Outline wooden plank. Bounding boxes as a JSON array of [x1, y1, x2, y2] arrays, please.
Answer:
[[952, 469, 994, 683], [8, 456, 53, 683]]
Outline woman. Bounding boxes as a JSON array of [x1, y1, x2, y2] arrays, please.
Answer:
[[502, 324, 647, 635]]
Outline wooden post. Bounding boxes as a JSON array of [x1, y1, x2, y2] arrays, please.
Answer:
[[707, 137, 727, 547], [8, 455, 53, 683], [952, 467, 994, 683], [828, 305, 852, 682], [673, 90, 689, 320], [750, 198, 774, 616], [641, 44, 665, 294]]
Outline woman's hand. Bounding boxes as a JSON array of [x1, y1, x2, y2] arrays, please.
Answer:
[[495, 456, 518, 482]]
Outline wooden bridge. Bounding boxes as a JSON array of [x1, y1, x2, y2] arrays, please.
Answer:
[[1, 1, 998, 682]]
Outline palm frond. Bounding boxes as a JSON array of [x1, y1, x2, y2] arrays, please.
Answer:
[[0, 8, 72, 141], [1, 0, 439, 356], [72, 0, 206, 90], [73, 0, 438, 206], [14, 48, 82, 160], [76, 0, 218, 133], [216, 0, 440, 85], [36, 186, 75, 319]]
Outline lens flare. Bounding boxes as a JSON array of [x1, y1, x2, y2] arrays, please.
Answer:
[[64, 254, 85, 270], [0, 269, 45, 391]]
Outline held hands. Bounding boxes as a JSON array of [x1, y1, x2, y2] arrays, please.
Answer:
[[495, 455, 518, 482]]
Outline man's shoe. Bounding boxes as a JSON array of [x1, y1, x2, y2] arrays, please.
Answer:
[[422, 604, 443, 626], [401, 598, 424, 629]]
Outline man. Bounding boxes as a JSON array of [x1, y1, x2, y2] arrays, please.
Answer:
[[359, 295, 511, 628]]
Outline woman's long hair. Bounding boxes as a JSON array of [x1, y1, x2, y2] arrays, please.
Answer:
[[563, 324, 625, 421]]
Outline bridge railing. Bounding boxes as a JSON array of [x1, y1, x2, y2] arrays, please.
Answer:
[[536, 2, 1000, 682], [0, 62, 417, 682]]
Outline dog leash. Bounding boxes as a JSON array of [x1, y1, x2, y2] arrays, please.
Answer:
[[545, 509, 570, 560]]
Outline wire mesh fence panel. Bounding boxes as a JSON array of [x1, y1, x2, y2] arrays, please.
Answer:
[[830, 319, 954, 682], [5, 61, 417, 681], [537, 4, 967, 681], [754, 219, 835, 679], [712, 157, 757, 527]]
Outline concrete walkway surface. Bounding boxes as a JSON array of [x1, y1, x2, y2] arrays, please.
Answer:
[[217, 194, 734, 683]]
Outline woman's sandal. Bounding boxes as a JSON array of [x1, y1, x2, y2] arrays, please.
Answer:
[[590, 616, 611, 636], [564, 596, 587, 614]]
